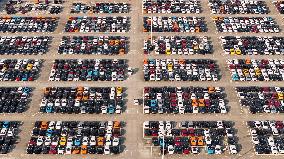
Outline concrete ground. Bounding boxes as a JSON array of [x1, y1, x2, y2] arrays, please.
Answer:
[[0, 0, 284, 159]]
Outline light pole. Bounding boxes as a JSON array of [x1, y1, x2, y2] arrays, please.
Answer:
[[162, 135, 165, 159], [151, 16, 153, 44]]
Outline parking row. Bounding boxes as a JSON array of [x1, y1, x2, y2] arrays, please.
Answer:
[[65, 16, 129, 33], [58, 36, 128, 55], [213, 16, 280, 33], [273, 1, 284, 14], [143, 87, 227, 114], [0, 87, 31, 113], [1, 120, 284, 155], [49, 59, 130, 81], [143, 17, 206, 32], [209, 0, 269, 14], [3, 35, 284, 56], [71, 2, 130, 14], [2, 58, 284, 82], [5, 0, 63, 14], [40, 87, 124, 114], [143, 121, 238, 155], [0, 16, 283, 33], [4, 35, 284, 56], [143, 36, 212, 55], [248, 120, 284, 154], [220, 36, 284, 55], [0, 59, 41, 81], [0, 17, 58, 33], [27, 121, 123, 155], [227, 59, 284, 81], [0, 121, 21, 154], [143, 59, 220, 81], [236, 87, 284, 114], [6, 1, 284, 15], [0, 36, 51, 55], [143, 0, 201, 14]]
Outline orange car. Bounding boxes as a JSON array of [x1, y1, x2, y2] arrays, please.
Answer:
[[179, 59, 185, 64], [114, 121, 121, 129], [198, 99, 205, 107], [208, 87, 215, 93], [195, 27, 200, 33], [197, 136, 204, 146], [115, 40, 120, 45], [81, 145, 87, 154], [192, 99, 198, 107], [82, 93, 89, 100], [97, 137, 104, 146], [44, 87, 51, 95], [109, 40, 115, 46], [76, 92, 83, 100], [40, 121, 48, 130], [212, 16, 219, 21], [72, 147, 80, 154], [245, 59, 251, 64], [119, 49, 125, 55], [144, 59, 148, 64], [98, 40, 104, 45], [190, 136, 197, 146], [77, 87, 84, 93]]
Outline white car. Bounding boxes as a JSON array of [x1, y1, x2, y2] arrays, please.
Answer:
[[251, 136, 259, 145], [191, 147, 199, 154], [217, 121, 223, 129], [215, 145, 222, 154], [90, 136, 96, 146], [104, 145, 111, 155], [36, 137, 44, 146], [229, 145, 237, 154], [113, 137, 120, 146], [65, 146, 72, 154], [168, 145, 174, 154], [271, 145, 279, 154], [268, 136, 275, 146]]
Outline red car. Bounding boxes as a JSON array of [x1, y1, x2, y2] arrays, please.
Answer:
[[181, 129, 188, 136], [174, 137, 181, 146], [49, 145, 57, 154], [183, 146, 190, 154]]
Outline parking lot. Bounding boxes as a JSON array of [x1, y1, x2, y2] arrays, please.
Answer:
[[0, 0, 284, 159]]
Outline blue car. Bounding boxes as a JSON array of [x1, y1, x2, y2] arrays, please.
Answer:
[[150, 100, 157, 107], [22, 74, 28, 81], [74, 138, 81, 146], [158, 138, 165, 147], [207, 146, 215, 154], [2, 121, 9, 128], [108, 105, 115, 114], [45, 106, 53, 113], [232, 74, 239, 81], [93, 70, 98, 76], [46, 129, 53, 137], [23, 87, 31, 93]]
